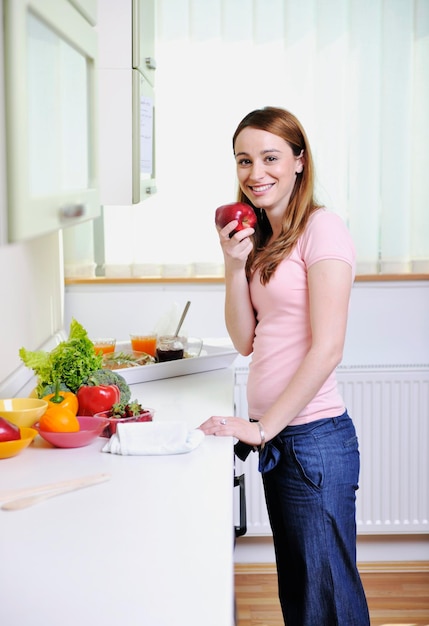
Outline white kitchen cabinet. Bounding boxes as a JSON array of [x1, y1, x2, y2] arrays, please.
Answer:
[[133, 0, 156, 86], [3, 0, 100, 242], [97, 0, 156, 205]]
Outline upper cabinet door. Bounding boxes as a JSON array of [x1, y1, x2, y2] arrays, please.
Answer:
[[3, 0, 100, 242], [132, 0, 156, 86], [97, 0, 156, 205]]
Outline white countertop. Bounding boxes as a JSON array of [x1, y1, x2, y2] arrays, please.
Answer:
[[0, 368, 235, 626]]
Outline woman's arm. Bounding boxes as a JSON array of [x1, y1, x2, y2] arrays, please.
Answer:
[[219, 221, 256, 355], [199, 258, 353, 445]]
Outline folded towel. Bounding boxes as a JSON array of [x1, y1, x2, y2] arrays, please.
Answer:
[[102, 421, 205, 456]]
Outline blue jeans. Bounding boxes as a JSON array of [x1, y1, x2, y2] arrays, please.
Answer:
[[261, 412, 370, 626]]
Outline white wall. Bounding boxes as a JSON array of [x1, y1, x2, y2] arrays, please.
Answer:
[[64, 281, 230, 340], [65, 280, 429, 365], [0, 233, 64, 385], [234, 533, 429, 565], [343, 281, 429, 366]]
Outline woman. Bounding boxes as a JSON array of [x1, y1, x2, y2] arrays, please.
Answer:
[[199, 107, 370, 625]]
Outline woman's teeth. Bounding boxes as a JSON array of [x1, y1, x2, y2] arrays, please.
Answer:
[[251, 184, 272, 192]]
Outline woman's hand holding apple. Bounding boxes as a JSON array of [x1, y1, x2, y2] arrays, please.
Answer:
[[215, 202, 255, 268]]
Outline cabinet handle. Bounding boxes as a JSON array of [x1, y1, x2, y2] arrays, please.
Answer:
[[234, 473, 247, 538], [145, 57, 157, 70], [59, 203, 86, 219], [146, 186, 157, 195]]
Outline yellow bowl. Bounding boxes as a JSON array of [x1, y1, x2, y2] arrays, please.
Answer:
[[0, 427, 38, 459], [0, 398, 48, 428]]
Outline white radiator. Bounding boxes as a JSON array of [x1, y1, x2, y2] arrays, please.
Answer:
[[234, 365, 429, 536]]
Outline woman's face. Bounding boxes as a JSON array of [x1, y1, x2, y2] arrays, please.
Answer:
[[234, 127, 303, 217]]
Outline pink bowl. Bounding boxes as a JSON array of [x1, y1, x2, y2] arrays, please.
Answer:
[[94, 408, 154, 437], [34, 416, 108, 448]]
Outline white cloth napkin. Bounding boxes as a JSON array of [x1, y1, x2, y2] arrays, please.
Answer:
[[102, 421, 205, 456]]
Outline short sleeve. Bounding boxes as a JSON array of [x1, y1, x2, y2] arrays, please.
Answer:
[[299, 209, 356, 276]]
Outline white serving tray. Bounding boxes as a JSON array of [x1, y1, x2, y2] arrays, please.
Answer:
[[110, 342, 238, 384]]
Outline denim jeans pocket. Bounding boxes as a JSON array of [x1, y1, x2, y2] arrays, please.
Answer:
[[291, 436, 324, 490], [343, 434, 359, 449]]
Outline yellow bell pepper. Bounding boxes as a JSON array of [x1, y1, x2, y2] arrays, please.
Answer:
[[43, 380, 79, 416]]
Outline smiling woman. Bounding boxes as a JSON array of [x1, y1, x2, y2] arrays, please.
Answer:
[[67, 0, 429, 279]]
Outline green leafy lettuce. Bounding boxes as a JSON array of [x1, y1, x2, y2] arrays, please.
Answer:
[[19, 318, 103, 397]]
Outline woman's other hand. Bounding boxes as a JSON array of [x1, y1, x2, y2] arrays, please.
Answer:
[[198, 415, 261, 447]]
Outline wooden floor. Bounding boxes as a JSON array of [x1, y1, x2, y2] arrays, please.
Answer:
[[235, 563, 429, 626]]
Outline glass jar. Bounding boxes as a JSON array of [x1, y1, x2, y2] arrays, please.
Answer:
[[156, 336, 184, 362]]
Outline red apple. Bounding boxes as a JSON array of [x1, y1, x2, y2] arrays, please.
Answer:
[[0, 417, 21, 442], [215, 202, 257, 236]]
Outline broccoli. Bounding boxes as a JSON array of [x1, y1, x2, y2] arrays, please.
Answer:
[[81, 369, 131, 405]]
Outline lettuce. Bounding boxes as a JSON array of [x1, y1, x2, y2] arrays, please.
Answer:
[[19, 318, 103, 396]]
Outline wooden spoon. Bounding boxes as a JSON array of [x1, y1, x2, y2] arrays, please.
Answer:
[[0, 473, 108, 502], [2, 472, 111, 511]]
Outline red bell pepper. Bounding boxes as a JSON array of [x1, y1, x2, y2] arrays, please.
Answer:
[[77, 384, 120, 416]]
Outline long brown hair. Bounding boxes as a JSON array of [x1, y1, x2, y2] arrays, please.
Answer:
[[232, 107, 320, 284]]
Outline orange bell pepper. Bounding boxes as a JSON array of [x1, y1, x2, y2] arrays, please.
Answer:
[[43, 380, 79, 416], [39, 405, 80, 433]]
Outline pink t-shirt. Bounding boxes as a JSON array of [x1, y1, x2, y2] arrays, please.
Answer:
[[247, 208, 355, 426]]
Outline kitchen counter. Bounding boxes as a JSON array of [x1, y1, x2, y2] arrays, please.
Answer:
[[0, 368, 235, 626]]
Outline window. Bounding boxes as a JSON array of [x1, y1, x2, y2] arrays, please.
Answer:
[[100, 0, 429, 277]]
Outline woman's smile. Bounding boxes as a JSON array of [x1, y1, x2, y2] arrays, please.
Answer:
[[249, 183, 275, 195]]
